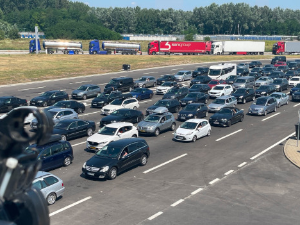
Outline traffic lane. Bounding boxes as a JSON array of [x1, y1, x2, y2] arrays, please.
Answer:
[[141, 144, 300, 225]]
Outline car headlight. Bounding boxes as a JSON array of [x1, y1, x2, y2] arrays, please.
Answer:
[[239, 96, 243, 98], [37, 100, 44, 103], [111, 120, 117, 123], [170, 96, 175, 99], [188, 101, 193, 103], [99, 166, 109, 172], [99, 101, 104, 103], [221, 118, 227, 122], [77, 92, 83, 96], [261, 92, 266, 94], [148, 126, 155, 130], [188, 114, 193, 117], [82, 162, 86, 168]]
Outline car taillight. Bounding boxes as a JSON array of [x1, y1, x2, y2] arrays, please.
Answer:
[[62, 183, 64, 187]]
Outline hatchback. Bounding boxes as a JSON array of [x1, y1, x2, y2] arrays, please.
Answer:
[[248, 97, 277, 116], [134, 76, 156, 88], [270, 92, 289, 107], [174, 70, 192, 82]]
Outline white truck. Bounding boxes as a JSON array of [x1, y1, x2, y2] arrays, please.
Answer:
[[211, 41, 265, 55]]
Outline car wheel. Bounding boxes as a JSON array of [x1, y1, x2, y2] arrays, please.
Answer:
[[82, 95, 87, 100], [42, 102, 47, 107], [46, 193, 57, 205], [207, 129, 211, 136], [286, 100, 289, 105], [142, 84, 146, 88], [205, 98, 208, 104], [77, 108, 83, 114], [274, 106, 277, 112], [63, 157, 71, 166], [133, 106, 137, 110], [61, 135, 67, 141], [227, 120, 231, 127], [87, 128, 93, 137], [243, 98, 246, 104], [240, 116, 244, 122], [170, 123, 176, 131], [175, 106, 180, 113], [192, 135, 197, 142], [154, 128, 160, 136], [264, 110, 267, 116], [132, 134, 137, 138], [149, 93, 153, 99], [107, 167, 117, 180], [140, 154, 148, 166]]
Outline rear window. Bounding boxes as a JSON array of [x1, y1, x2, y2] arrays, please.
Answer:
[[44, 176, 59, 185]]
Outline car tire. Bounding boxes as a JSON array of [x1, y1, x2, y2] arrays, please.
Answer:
[[82, 95, 87, 100], [170, 123, 176, 131], [142, 84, 146, 88], [243, 98, 246, 104], [227, 120, 231, 127], [150, 93, 153, 99], [87, 128, 93, 137], [46, 193, 57, 205], [132, 134, 137, 138], [274, 106, 277, 112], [43, 102, 47, 107], [207, 129, 211, 136], [240, 116, 244, 122], [77, 108, 83, 114], [61, 135, 67, 141], [107, 167, 117, 180], [264, 110, 267, 116], [175, 106, 180, 113], [154, 128, 160, 136], [133, 106, 137, 110], [205, 98, 208, 104], [63, 157, 71, 166], [192, 135, 197, 142], [140, 154, 148, 166]]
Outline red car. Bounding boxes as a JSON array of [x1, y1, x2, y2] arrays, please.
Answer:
[[274, 61, 287, 67], [208, 80, 227, 89]]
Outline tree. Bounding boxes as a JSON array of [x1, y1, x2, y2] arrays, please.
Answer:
[[8, 27, 19, 39], [204, 36, 210, 41], [185, 33, 194, 41], [0, 29, 5, 39]]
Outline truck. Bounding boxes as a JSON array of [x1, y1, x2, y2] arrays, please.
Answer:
[[29, 39, 41, 53], [272, 41, 300, 55], [211, 41, 265, 55], [89, 40, 141, 55], [147, 41, 212, 55], [29, 40, 83, 54]]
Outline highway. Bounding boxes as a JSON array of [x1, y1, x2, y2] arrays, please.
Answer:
[[2, 58, 300, 225]]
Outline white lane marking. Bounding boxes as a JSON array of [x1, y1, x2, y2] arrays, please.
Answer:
[[238, 162, 247, 167], [79, 111, 99, 116], [209, 178, 220, 185], [140, 100, 153, 103], [191, 188, 203, 195], [250, 132, 295, 160], [215, 129, 243, 142], [143, 73, 150, 75], [49, 196, 92, 217], [70, 80, 92, 84], [148, 72, 158, 74], [72, 141, 86, 147], [224, 170, 234, 176], [171, 199, 184, 207], [148, 212, 163, 221], [19, 86, 45, 91], [143, 153, 188, 174], [293, 103, 300, 107], [261, 112, 280, 121]]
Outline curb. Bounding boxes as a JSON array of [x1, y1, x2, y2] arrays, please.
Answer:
[[283, 137, 300, 169]]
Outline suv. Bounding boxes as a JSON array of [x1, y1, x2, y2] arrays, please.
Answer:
[[255, 85, 276, 97], [26, 134, 74, 171], [162, 86, 189, 100], [91, 91, 132, 108], [232, 76, 255, 89], [208, 84, 233, 98], [271, 56, 286, 64], [192, 67, 209, 77], [248, 96, 277, 116], [101, 97, 139, 115], [156, 74, 176, 85], [190, 75, 211, 86], [156, 81, 178, 94], [134, 76, 156, 88], [137, 107, 176, 136], [174, 70, 192, 82], [71, 84, 101, 100], [180, 92, 209, 106], [104, 77, 134, 93], [30, 90, 69, 107], [146, 99, 181, 115], [46, 100, 85, 114]]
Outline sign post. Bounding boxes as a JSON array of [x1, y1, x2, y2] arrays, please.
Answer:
[[35, 26, 38, 55]]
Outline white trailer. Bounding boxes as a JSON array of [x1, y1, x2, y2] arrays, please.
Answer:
[[43, 40, 83, 54], [285, 42, 300, 54], [211, 41, 265, 55]]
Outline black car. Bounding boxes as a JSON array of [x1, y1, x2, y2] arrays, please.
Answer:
[[225, 75, 240, 84], [177, 103, 208, 121], [82, 138, 150, 180], [249, 61, 262, 68], [192, 67, 209, 77], [46, 100, 85, 114], [180, 92, 209, 106], [209, 107, 244, 127], [271, 56, 286, 64], [232, 88, 255, 104], [276, 65, 289, 73], [100, 108, 144, 127], [156, 74, 176, 85], [237, 68, 249, 76], [104, 77, 134, 93], [0, 96, 27, 113], [162, 86, 189, 100], [285, 70, 299, 80], [261, 67, 275, 76], [91, 91, 132, 108], [255, 85, 276, 97], [292, 91, 300, 101], [190, 75, 211, 86], [272, 78, 288, 92], [288, 62, 299, 70], [189, 84, 211, 93], [290, 83, 300, 95], [251, 67, 263, 74], [30, 90, 69, 107], [146, 99, 181, 115], [269, 71, 285, 79], [248, 72, 261, 80], [52, 119, 96, 141]]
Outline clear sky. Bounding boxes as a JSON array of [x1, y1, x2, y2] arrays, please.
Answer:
[[73, 0, 299, 11]]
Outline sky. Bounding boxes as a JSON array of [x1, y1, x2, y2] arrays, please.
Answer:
[[73, 0, 299, 11]]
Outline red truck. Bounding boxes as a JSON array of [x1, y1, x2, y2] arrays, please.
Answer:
[[148, 41, 212, 55], [272, 41, 300, 55]]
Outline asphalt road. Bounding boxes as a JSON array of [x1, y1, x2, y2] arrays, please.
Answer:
[[1, 58, 300, 225]]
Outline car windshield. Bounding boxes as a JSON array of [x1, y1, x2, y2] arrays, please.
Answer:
[[258, 77, 268, 81], [97, 93, 109, 98], [154, 100, 169, 106], [291, 78, 300, 81], [257, 86, 269, 90], [273, 80, 282, 84], [133, 88, 143, 93], [270, 94, 281, 99], [264, 68, 273, 71], [227, 75, 236, 80], [212, 99, 225, 104], [209, 80, 218, 84], [96, 145, 122, 158], [110, 110, 126, 116], [98, 126, 117, 135], [54, 121, 70, 129], [197, 68, 205, 71], [195, 76, 204, 81], [144, 115, 161, 122], [161, 82, 172, 87], [77, 86, 88, 91], [213, 86, 224, 90], [167, 88, 179, 94], [184, 104, 198, 111], [289, 63, 297, 67], [138, 77, 147, 81], [53, 102, 66, 107], [108, 80, 118, 85], [41, 92, 52, 97], [295, 84, 300, 88], [252, 68, 260, 72], [234, 89, 246, 94], [254, 98, 267, 106], [110, 99, 123, 105], [186, 93, 198, 98], [209, 69, 221, 76], [218, 108, 232, 114], [191, 84, 202, 89], [176, 72, 185, 75], [162, 75, 171, 79], [235, 79, 246, 83], [180, 122, 197, 130]]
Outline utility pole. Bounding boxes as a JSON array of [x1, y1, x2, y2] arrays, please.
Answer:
[[35, 26, 38, 55]]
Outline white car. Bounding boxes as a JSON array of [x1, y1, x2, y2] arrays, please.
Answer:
[[86, 122, 138, 151], [156, 82, 176, 94], [208, 84, 233, 98], [101, 98, 139, 115], [173, 119, 211, 142], [289, 76, 300, 87]]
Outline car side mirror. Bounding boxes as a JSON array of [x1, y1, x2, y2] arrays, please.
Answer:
[[56, 115, 61, 119]]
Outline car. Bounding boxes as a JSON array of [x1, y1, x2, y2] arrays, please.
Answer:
[[86, 122, 138, 151], [192, 67, 209, 77], [52, 119, 96, 141], [269, 71, 285, 80], [248, 96, 277, 116], [46, 100, 85, 114], [237, 63, 249, 69], [190, 75, 212, 86], [209, 107, 244, 127], [225, 75, 240, 84], [255, 76, 273, 87], [134, 76, 156, 88], [288, 61, 299, 70], [276, 65, 289, 73], [232, 76, 255, 89], [30, 90, 69, 107], [249, 61, 262, 68], [130, 88, 154, 100], [272, 78, 289, 91], [180, 92, 209, 106], [237, 68, 249, 76], [208, 79, 226, 89], [156, 81, 178, 95], [255, 85, 276, 97], [137, 107, 176, 136], [82, 138, 150, 180], [101, 98, 139, 115], [285, 70, 299, 80], [291, 91, 300, 101], [248, 72, 261, 80], [261, 67, 275, 76], [25, 134, 74, 171], [173, 119, 211, 142], [174, 70, 192, 82], [71, 84, 101, 100], [146, 99, 181, 115], [0, 96, 27, 113], [177, 103, 208, 121], [189, 84, 211, 93], [290, 83, 300, 95], [251, 67, 263, 74], [32, 171, 65, 205], [274, 61, 287, 67], [162, 86, 189, 100], [104, 77, 134, 93], [271, 56, 286, 64], [263, 64, 275, 69], [91, 91, 132, 108], [208, 84, 233, 98], [156, 74, 176, 85], [208, 96, 237, 112], [100, 108, 144, 127], [289, 76, 300, 87], [270, 92, 289, 107], [232, 88, 256, 104]]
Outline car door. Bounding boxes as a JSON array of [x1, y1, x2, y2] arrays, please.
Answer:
[[50, 143, 65, 167], [128, 142, 142, 166], [32, 179, 48, 197], [68, 121, 79, 139], [201, 121, 209, 136], [77, 120, 89, 137], [39, 147, 54, 170], [122, 99, 132, 109], [119, 147, 133, 172], [159, 116, 168, 131], [195, 122, 205, 138], [55, 111, 64, 122]]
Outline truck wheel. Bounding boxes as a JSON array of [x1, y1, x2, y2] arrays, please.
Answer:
[[217, 52, 220, 55], [93, 51, 97, 54], [152, 52, 156, 55]]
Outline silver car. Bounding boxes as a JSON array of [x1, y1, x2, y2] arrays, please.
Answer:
[[32, 171, 65, 205], [208, 95, 237, 112], [248, 96, 277, 116], [255, 76, 273, 87], [72, 84, 101, 100], [174, 70, 192, 82], [270, 92, 289, 107], [137, 107, 176, 136], [134, 76, 156, 88]]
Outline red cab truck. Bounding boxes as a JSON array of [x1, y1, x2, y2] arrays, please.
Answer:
[[148, 41, 212, 55], [272, 41, 300, 55]]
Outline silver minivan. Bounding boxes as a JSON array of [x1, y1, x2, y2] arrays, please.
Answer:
[[233, 76, 255, 89]]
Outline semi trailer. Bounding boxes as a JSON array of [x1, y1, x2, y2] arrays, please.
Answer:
[[89, 40, 141, 55], [272, 41, 300, 55], [211, 41, 265, 55]]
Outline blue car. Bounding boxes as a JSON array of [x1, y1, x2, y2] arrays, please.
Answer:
[[290, 83, 300, 95], [130, 88, 154, 101]]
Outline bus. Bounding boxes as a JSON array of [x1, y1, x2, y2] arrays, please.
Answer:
[[208, 63, 237, 81]]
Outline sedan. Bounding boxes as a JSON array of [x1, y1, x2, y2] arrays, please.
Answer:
[[190, 75, 211, 86], [231, 88, 255, 104], [130, 88, 153, 100], [272, 78, 288, 91], [52, 119, 96, 141], [208, 84, 233, 98], [156, 81, 178, 95], [146, 99, 181, 114], [180, 92, 209, 106], [189, 84, 211, 93], [46, 100, 85, 114], [192, 67, 209, 77], [251, 67, 263, 74], [177, 103, 208, 121], [30, 90, 69, 107], [249, 61, 262, 68], [71, 84, 101, 100], [208, 96, 237, 112], [0, 96, 27, 113], [255, 76, 273, 87], [173, 119, 211, 142], [291, 91, 300, 101], [134, 76, 156, 88], [290, 83, 300, 95], [209, 107, 244, 127], [270, 92, 289, 107], [248, 97, 277, 116], [285, 70, 299, 80], [255, 85, 276, 97]]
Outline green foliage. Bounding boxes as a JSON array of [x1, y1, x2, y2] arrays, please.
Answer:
[[204, 36, 210, 41], [0, 29, 4, 39], [8, 27, 19, 39], [184, 33, 194, 41]]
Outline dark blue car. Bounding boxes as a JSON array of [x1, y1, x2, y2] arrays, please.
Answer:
[[130, 88, 154, 101], [290, 83, 300, 95], [177, 103, 208, 121]]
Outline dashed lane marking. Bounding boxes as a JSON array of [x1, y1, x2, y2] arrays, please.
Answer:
[[216, 129, 243, 142]]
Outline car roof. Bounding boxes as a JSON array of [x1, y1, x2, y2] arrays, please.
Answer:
[[35, 171, 52, 179], [79, 84, 98, 87], [106, 122, 134, 128], [185, 119, 208, 123]]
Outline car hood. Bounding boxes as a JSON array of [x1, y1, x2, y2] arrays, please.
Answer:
[[175, 75, 184, 78], [72, 90, 85, 95], [178, 110, 196, 115], [249, 104, 265, 110], [175, 127, 195, 135], [134, 81, 145, 84], [130, 91, 142, 96], [256, 89, 267, 93], [87, 133, 114, 143], [31, 96, 48, 101], [93, 97, 108, 102], [291, 87, 300, 92], [256, 80, 266, 84], [157, 86, 170, 90], [103, 105, 122, 110], [210, 113, 232, 120], [138, 120, 158, 127], [181, 97, 196, 102], [101, 115, 123, 122], [163, 93, 176, 99], [86, 155, 118, 168], [293, 92, 300, 95], [232, 93, 245, 98]]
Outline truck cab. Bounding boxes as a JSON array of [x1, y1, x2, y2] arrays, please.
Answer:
[[211, 41, 223, 55], [29, 39, 41, 53], [272, 42, 285, 55], [148, 41, 159, 55], [89, 40, 108, 54]]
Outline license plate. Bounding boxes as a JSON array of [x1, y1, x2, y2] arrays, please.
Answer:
[[31, 103, 35, 105], [176, 136, 183, 140], [89, 146, 96, 149], [214, 121, 219, 124], [87, 172, 94, 176], [93, 103, 97, 105], [181, 117, 185, 119], [140, 130, 145, 132], [72, 95, 76, 97]]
